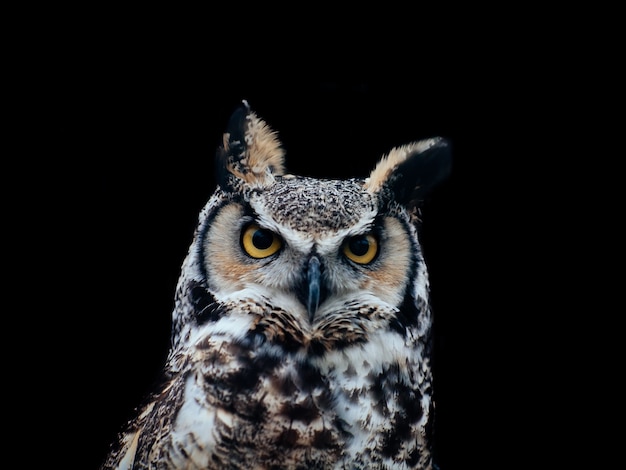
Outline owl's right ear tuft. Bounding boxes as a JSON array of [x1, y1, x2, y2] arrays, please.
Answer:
[[216, 100, 286, 191], [365, 137, 451, 209]]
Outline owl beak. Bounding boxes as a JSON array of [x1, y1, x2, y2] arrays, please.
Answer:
[[307, 255, 321, 320]]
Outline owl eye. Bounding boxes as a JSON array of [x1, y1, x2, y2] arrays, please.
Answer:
[[342, 234, 379, 265], [241, 224, 282, 259]]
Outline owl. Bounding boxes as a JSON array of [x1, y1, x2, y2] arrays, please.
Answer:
[[100, 100, 451, 470]]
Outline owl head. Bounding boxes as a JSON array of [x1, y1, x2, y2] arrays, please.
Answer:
[[169, 100, 451, 356]]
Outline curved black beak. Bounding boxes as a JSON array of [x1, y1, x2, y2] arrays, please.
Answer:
[[307, 255, 321, 321]]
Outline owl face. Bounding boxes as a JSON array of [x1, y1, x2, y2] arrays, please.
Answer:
[[202, 176, 415, 324], [171, 100, 451, 355]]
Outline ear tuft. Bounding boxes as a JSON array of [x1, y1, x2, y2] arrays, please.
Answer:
[[216, 100, 286, 189], [365, 137, 451, 207]]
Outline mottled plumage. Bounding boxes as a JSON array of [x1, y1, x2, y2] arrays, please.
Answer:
[[101, 101, 451, 469]]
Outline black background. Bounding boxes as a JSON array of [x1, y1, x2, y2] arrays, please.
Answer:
[[11, 3, 618, 466], [28, 20, 565, 469]]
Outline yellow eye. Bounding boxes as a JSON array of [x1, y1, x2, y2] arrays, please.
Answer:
[[342, 234, 378, 265], [241, 224, 282, 259]]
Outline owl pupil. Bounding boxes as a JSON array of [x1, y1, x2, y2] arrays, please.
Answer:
[[252, 229, 274, 249], [349, 237, 369, 256]]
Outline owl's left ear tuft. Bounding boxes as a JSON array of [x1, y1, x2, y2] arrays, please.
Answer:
[[365, 137, 451, 208], [216, 100, 286, 190]]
